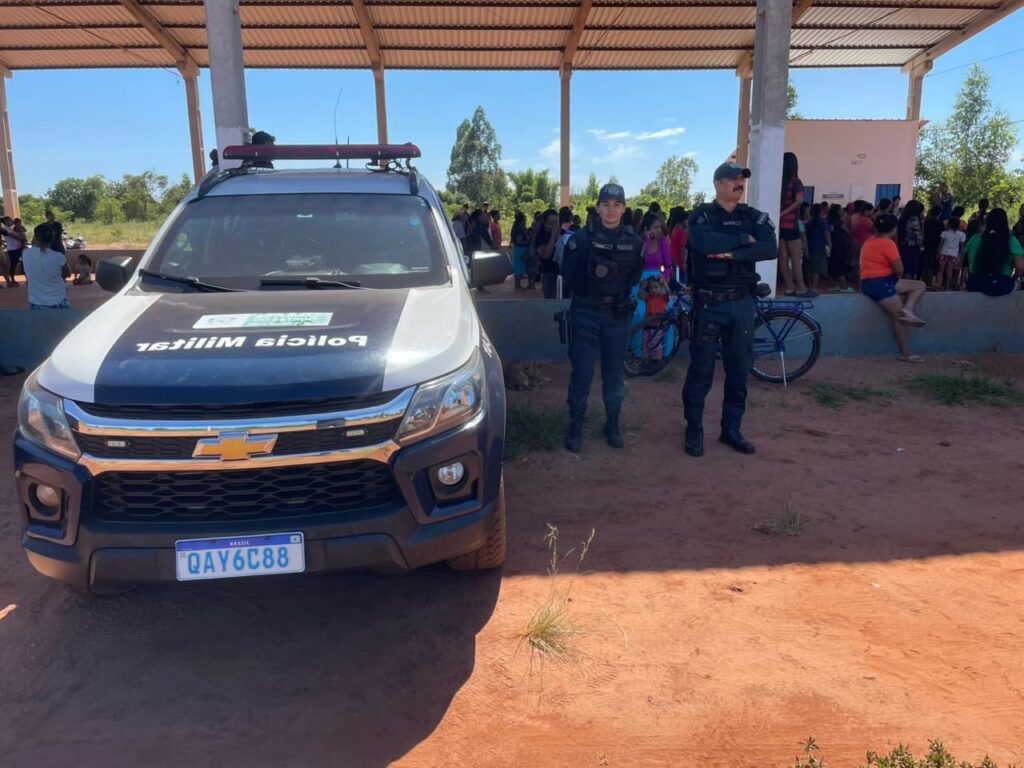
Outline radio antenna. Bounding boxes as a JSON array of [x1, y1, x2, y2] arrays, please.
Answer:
[[332, 86, 344, 168]]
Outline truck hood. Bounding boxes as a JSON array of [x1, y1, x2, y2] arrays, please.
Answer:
[[40, 284, 478, 405]]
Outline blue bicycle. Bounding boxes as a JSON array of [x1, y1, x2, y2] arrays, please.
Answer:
[[624, 282, 823, 384]]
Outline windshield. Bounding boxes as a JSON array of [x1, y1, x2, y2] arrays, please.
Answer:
[[144, 193, 449, 290]]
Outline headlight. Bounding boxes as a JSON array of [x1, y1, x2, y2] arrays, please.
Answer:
[[395, 349, 485, 444], [18, 368, 80, 460]]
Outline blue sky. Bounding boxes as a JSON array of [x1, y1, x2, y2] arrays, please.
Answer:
[[6, 10, 1023, 201]]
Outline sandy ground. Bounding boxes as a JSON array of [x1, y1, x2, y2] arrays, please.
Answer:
[[1, 355, 1023, 767]]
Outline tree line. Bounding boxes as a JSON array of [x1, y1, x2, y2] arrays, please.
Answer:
[[2, 171, 193, 226], [442, 106, 702, 223]]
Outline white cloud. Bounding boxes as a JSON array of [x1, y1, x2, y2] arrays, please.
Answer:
[[684, 151, 698, 158], [592, 143, 645, 165], [539, 140, 560, 159], [500, 158, 520, 168], [587, 128, 633, 141], [635, 127, 687, 141]]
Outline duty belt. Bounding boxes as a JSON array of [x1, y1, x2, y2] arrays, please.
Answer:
[[694, 286, 753, 304], [574, 296, 632, 313]]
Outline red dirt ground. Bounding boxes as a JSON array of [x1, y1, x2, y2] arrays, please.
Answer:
[[1, 354, 1022, 767]]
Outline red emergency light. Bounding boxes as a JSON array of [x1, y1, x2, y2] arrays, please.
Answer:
[[221, 143, 421, 163]]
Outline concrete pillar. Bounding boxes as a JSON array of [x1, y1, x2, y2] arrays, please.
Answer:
[[0, 73, 18, 218], [906, 60, 932, 121], [372, 64, 388, 144], [559, 67, 571, 207], [203, 0, 249, 168], [736, 74, 752, 168], [183, 70, 206, 182], [747, 0, 791, 293]]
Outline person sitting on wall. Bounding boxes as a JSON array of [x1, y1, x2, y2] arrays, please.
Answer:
[[965, 208, 1024, 297], [859, 213, 927, 364]]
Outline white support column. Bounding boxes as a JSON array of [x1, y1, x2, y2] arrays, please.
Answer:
[[747, 0, 791, 293], [372, 63, 388, 145], [736, 74, 752, 168], [0, 71, 17, 219], [182, 69, 206, 182], [906, 60, 931, 121], [559, 66, 571, 207], [203, 0, 248, 168]]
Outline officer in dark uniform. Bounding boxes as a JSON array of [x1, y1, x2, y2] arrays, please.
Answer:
[[682, 162, 777, 457], [560, 184, 644, 452]]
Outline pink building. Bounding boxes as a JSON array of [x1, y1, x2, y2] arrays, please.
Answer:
[[783, 119, 924, 208]]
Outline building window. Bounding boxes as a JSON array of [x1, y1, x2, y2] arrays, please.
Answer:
[[803, 186, 815, 205], [875, 184, 900, 205]]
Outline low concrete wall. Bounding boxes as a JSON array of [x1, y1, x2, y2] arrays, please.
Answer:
[[476, 291, 1024, 362], [2, 292, 1022, 373]]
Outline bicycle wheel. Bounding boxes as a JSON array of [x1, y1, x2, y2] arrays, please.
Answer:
[[624, 316, 681, 377], [750, 309, 821, 384]]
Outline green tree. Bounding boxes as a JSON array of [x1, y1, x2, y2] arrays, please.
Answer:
[[916, 64, 1020, 210], [786, 80, 803, 120], [693, 191, 707, 207], [446, 106, 507, 205], [17, 194, 47, 224], [95, 197, 125, 225], [641, 155, 699, 207], [160, 174, 194, 213], [109, 170, 169, 221], [46, 175, 107, 220], [584, 173, 600, 200]]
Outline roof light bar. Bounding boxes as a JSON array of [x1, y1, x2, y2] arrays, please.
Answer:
[[221, 143, 421, 163]]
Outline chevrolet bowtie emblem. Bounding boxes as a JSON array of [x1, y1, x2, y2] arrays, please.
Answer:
[[193, 431, 278, 461]]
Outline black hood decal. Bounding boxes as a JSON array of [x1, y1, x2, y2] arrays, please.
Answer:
[[92, 289, 409, 405]]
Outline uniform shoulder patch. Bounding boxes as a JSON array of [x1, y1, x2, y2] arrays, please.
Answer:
[[757, 212, 774, 228]]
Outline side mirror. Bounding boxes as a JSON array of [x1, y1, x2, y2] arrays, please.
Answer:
[[470, 250, 511, 288], [96, 256, 136, 293]]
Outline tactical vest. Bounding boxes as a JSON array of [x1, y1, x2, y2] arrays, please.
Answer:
[[689, 204, 758, 287], [585, 225, 640, 301]]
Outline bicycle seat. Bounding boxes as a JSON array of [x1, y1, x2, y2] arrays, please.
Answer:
[[755, 283, 772, 298]]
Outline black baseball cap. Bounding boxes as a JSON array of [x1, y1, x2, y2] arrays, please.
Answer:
[[598, 183, 626, 204], [714, 162, 752, 182]]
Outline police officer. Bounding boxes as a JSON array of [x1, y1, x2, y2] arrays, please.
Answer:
[[682, 162, 777, 457], [561, 184, 644, 452]]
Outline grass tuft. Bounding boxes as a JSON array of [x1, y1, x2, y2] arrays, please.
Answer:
[[810, 381, 894, 409], [518, 524, 594, 663], [505, 405, 567, 460], [907, 374, 1024, 407], [793, 737, 828, 768], [754, 494, 810, 537]]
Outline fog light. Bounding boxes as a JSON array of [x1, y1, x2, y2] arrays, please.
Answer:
[[35, 484, 61, 509], [437, 462, 465, 487]]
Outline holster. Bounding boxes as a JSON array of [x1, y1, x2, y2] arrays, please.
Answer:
[[553, 309, 572, 345]]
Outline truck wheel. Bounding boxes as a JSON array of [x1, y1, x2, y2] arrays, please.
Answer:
[[447, 476, 506, 571]]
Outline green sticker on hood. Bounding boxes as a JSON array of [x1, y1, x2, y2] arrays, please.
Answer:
[[193, 312, 334, 330]]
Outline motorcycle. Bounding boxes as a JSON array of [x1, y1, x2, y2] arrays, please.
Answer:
[[63, 234, 87, 250]]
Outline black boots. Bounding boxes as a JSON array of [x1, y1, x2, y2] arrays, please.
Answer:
[[720, 429, 756, 454], [604, 408, 623, 449], [684, 425, 704, 457], [564, 408, 585, 453]]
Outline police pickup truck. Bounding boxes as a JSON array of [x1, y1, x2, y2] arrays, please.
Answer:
[[14, 143, 511, 592]]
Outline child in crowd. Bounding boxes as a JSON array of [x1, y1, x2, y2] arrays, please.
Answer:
[[804, 203, 830, 294], [638, 275, 670, 362], [937, 217, 966, 291], [73, 253, 93, 285]]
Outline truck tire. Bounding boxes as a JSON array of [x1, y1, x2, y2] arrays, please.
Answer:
[[447, 476, 506, 571]]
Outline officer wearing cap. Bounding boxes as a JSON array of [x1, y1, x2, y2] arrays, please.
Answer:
[[560, 183, 644, 452], [682, 162, 777, 457]]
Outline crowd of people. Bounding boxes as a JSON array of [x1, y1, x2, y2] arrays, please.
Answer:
[[778, 156, 1024, 299], [0, 210, 93, 310]]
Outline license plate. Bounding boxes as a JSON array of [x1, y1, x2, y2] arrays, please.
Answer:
[[175, 532, 305, 581]]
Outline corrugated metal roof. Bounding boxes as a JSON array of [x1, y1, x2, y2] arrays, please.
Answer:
[[0, 0, 1014, 71]]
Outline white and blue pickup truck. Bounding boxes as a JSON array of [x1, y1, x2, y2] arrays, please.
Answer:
[[14, 143, 510, 592]]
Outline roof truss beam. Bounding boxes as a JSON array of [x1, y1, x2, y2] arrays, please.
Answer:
[[350, 0, 384, 69], [561, 0, 594, 72], [115, 0, 198, 75], [902, 0, 1024, 71]]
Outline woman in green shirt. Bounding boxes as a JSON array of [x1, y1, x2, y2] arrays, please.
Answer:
[[965, 208, 1024, 296]]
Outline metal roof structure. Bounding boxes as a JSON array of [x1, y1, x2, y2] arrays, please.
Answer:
[[0, 0, 1020, 74]]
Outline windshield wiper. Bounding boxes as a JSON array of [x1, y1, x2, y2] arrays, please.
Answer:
[[259, 277, 362, 290], [138, 269, 238, 293]]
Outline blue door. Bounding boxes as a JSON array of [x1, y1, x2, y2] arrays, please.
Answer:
[[875, 184, 900, 205], [803, 185, 815, 205]]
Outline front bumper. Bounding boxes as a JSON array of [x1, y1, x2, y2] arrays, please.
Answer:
[[15, 408, 504, 591]]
